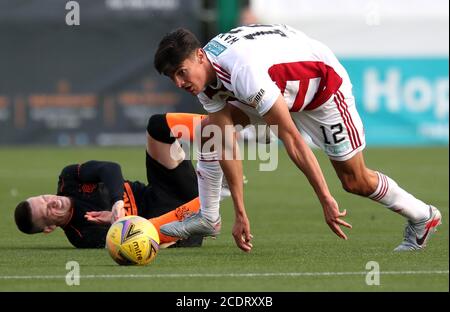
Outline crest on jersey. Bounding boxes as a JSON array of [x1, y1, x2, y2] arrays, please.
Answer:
[[204, 40, 227, 56], [325, 141, 351, 156]]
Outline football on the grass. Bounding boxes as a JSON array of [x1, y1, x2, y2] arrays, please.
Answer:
[[106, 216, 160, 265]]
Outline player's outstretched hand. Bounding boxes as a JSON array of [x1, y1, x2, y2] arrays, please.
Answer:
[[232, 215, 253, 252], [322, 197, 352, 240], [85, 211, 112, 225], [111, 200, 126, 223]]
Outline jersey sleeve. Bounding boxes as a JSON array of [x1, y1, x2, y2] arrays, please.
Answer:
[[78, 161, 124, 204], [233, 65, 280, 116], [197, 92, 226, 114], [58, 161, 124, 205], [57, 164, 78, 194]]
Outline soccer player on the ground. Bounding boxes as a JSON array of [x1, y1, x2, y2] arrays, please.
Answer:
[[153, 24, 442, 252], [14, 113, 226, 248]]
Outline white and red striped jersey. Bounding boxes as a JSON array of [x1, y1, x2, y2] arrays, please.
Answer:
[[198, 24, 352, 116]]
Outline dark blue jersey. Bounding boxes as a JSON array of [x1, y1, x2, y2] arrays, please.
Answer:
[[57, 161, 128, 248], [56, 158, 198, 248]]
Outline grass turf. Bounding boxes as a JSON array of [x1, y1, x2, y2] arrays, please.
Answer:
[[0, 146, 448, 291]]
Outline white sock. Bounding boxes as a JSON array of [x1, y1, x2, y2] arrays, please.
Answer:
[[369, 172, 430, 222], [196, 151, 222, 223]]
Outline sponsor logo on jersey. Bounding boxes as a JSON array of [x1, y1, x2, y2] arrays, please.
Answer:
[[325, 141, 351, 156], [204, 40, 227, 56], [247, 88, 266, 108]]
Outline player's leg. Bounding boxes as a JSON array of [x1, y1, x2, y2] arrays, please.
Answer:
[[149, 197, 201, 246], [160, 115, 223, 239], [146, 114, 206, 247], [330, 151, 430, 220], [167, 112, 225, 223], [160, 106, 251, 239], [297, 89, 441, 251], [146, 114, 198, 202], [166, 112, 207, 142], [331, 152, 441, 251], [147, 113, 206, 170], [185, 105, 251, 225]]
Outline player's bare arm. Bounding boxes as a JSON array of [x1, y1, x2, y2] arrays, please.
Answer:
[[208, 105, 253, 252], [263, 95, 352, 240]]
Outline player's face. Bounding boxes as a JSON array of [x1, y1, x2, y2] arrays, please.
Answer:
[[172, 49, 211, 95], [27, 195, 72, 233]]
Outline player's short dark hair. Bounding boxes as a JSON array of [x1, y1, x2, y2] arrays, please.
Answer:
[[14, 201, 40, 234], [154, 28, 202, 77]]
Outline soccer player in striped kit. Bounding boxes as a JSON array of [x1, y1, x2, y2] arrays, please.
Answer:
[[154, 24, 441, 252]]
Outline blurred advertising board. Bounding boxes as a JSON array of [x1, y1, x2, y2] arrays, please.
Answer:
[[342, 58, 448, 145], [0, 0, 201, 146]]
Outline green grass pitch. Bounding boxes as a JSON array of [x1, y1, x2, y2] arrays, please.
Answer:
[[0, 146, 448, 291]]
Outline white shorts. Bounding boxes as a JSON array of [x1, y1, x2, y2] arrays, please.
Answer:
[[291, 87, 366, 161], [229, 85, 366, 161]]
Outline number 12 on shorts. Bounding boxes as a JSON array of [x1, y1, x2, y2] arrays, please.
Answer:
[[320, 123, 345, 144]]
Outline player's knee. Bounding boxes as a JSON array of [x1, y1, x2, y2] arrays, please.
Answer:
[[341, 180, 358, 194], [199, 117, 216, 144], [147, 114, 176, 144], [341, 177, 372, 196]]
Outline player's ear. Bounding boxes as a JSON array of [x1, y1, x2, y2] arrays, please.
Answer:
[[197, 48, 206, 63], [43, 225, 57, 234]]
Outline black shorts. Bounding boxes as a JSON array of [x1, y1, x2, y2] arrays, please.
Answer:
[[143, 152, 198, 218]]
